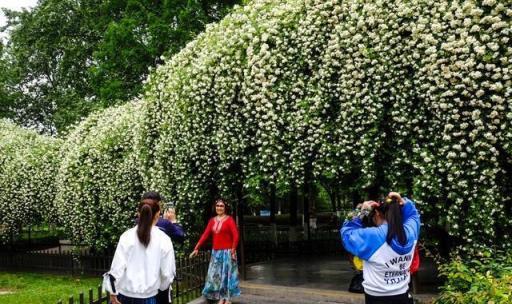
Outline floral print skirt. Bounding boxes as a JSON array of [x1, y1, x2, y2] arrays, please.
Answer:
[[202, 249, 241, 300]]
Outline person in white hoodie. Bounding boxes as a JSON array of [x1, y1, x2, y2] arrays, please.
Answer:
[[108, 192, 176, 304], [341, 192, 420, 304]]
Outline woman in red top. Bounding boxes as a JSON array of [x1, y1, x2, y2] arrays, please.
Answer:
[[190, 198, 240, 304]]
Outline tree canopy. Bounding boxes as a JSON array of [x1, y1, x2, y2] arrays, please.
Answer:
[[0, 0, 244, 131]]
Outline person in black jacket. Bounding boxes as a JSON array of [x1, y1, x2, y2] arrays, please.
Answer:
[[136, 194, 185, 304]]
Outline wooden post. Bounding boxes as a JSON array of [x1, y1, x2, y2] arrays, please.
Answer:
[[88, 288, 93, 304], [97, 286, 102, 304]]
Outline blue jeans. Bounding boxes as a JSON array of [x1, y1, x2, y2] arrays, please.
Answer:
[[116, 294, 157, 304]]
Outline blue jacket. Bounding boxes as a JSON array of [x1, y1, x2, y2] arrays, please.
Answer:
[[340, 198, 420, 296], [135, 218, 185, 244], [156, 218, 185, 245]]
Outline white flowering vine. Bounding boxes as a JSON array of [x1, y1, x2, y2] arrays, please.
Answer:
[[54, 101, 145, 251], [0, 120, 61, 241], [141, 0, 512, 256], [1, 0, 510, 257]]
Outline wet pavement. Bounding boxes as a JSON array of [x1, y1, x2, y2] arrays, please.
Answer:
[[244, 255, 439, 294], [189, 282, 437, 304], [245, 256, 356, 291]]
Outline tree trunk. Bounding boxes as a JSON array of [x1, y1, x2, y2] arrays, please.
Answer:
[[351, 189, 361, 208], [289, 182, 298, 242], [270, 183, 277, 246], [303, 181, 311, 241], [328, 189, 336, 213]]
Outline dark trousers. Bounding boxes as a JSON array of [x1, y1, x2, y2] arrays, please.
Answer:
[[155, 288, 170, 304], [364, 291, 414, 304]]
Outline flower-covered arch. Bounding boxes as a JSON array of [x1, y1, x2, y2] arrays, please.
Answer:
[[55, 101, 145, 250], [2, 0, 509, 256], [140, 0, 512, 256], [0, 120, 62, 241]]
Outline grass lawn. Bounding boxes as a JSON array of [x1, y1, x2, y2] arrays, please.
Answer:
[[0, 272, 101, 304]]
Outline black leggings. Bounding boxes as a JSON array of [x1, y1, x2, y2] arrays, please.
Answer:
[[364, 291, 414, 304]]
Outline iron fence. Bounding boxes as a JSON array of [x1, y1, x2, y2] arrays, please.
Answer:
[[0, 250, 210, 304], [242, 224, 344, 263]]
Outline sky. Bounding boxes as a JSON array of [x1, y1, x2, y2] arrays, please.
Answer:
[[0, 0, 38, 39]]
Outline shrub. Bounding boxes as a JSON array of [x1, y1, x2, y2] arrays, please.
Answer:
[[436, 252, 512, 304], [2, 0, 511, 255]]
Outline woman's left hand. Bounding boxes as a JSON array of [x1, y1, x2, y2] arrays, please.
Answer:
[[231, 249, 237, 261], [189, 249, 199, 258], [110, 295, 121, 304]]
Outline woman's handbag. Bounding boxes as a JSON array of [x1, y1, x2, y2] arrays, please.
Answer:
[[348, 271, 364, 293], [410, 246, 420, 274]]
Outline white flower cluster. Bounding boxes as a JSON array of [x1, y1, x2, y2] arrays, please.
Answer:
[[1, 0, 510, 256], [0, 120, 61, 241]]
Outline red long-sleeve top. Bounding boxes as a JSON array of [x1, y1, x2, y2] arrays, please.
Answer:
[[194, 216, 239, 251]]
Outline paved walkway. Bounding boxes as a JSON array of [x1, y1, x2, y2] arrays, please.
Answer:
[[190, 282, 436, 304], [189, 282, 364, 304], [189, 256, 438, 304], [244, 255, 438, 293]]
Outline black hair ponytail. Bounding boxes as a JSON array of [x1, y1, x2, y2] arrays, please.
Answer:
[[137, 194, 161, 247], [383, 197, 406, 245]]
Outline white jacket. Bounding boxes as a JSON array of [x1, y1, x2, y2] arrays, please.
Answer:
[[109, 226, 175, 298]]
